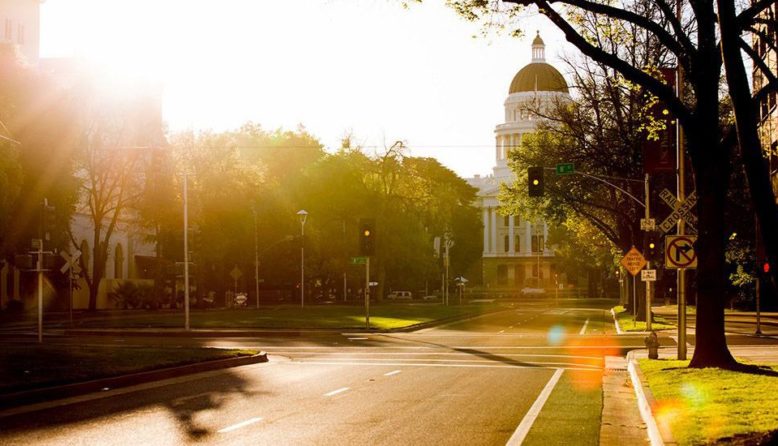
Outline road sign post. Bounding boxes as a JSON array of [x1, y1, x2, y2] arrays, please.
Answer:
[[620, 247, 647, 319]]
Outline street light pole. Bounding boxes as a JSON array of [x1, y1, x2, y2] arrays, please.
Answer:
[[297, 210, 308, 308]]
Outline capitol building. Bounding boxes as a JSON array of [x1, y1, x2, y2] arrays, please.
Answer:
[[468, 33, 571, 291]]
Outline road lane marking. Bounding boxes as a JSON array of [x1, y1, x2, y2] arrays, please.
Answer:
[[324, 387, 350, 397], [579, 318, 590, 335], [499, 330, 505, 334], [218, 417, 263, 433], [347, 337, 368, 341], [384, 370, 402, 376], [506, 368, 564, 445], [294, 361, 600, 371]]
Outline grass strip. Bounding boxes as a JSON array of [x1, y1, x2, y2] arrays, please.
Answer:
[[612, 305, 674, 332], [523, 369, 603, 446], [639, 359, 778, 446], [0, 344, 257, 394], [68, 303, 498, 330]]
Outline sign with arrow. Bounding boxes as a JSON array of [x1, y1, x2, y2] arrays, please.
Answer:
[[665, 235, 697, 269], [555, 163, 574, 175]]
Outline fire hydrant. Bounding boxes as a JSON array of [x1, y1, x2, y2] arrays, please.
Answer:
[[644, 331, 659, 359]]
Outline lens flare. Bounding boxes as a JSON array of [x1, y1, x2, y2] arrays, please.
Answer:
[[547, 325, 566, 345]]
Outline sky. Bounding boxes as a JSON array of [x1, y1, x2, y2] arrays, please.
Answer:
[[39, 0, 567, 178]]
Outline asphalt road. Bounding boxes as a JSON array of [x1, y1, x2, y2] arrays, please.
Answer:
[[0, 301, 658, 445]]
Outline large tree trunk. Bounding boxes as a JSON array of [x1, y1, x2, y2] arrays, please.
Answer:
[[716, 0, 778, 285], [688, 124, 738, 368]]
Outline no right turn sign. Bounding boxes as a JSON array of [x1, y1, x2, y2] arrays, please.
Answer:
[[665, 235, 697, 269]]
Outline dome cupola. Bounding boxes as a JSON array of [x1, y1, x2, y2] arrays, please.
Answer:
[[508, 32, 569, 94]]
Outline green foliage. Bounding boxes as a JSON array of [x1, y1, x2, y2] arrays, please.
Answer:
[[108, 281, 155, 309]]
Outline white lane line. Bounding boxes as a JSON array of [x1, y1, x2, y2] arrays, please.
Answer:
[[506, 368, 564, 445], [499, 330, 505, 334], [347, 337, 368, 341], [218, 417, 263, 433], [324, 387, 350, 397], [579, 318, 590, 335], [384, 370, 402, 376], [272, 351, 602, 359], [295, 361, 600, 372]]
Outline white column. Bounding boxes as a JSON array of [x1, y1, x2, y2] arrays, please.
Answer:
[[508, 215, 515, 255], [524, 222, 532, 254], [490, 208, 497, 254], [482, 207, 490, 255], [543, 222, 549, 254]]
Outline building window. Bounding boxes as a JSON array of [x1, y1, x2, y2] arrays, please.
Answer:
[[504, 235, 510, 252], [4, 19, 11, 40], [514, 236, 521, 252], [514, 265, 524, 285], [504, 215, 510, 227], [80, 240, 90, 274], [114, 243, 124, 279], [531, 235, 545, 253]]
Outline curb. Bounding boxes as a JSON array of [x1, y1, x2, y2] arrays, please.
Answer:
[[611, 308, 624, 334], [0, 352, 268, 410], [626, 351, 677, 446]]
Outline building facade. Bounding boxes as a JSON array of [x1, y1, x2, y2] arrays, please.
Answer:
[[0, 0, 39, 65], [468, 34, 570, 291]]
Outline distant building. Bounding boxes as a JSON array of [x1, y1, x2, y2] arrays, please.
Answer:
[[467, 34, 571, 291], [753, 4, 777, 200], [0, 0, 40, 65], [0, 2, 165, 310]]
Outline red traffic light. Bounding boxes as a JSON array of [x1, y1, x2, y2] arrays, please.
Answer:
[[764, 262, 771, 274]]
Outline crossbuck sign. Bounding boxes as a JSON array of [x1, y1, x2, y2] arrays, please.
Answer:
[[658, 189, 697, 234]]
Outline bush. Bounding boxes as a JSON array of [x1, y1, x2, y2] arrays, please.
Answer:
[[110, 281, 156, 309]]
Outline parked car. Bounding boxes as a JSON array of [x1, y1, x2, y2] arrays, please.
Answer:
[[520, 287, 546, 296], [387, 290, 413, 300]]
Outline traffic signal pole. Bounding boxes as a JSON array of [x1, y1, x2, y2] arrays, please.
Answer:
[[365, 257, 370, 329]]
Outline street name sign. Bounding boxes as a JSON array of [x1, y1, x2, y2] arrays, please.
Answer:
[[658, 189, 698, 234], [555, 163, 574, 175], [665, 235, 697, 269], [350, 256, 367, 265], [620, 247, 647, 276], [641, 269, 657, 281]]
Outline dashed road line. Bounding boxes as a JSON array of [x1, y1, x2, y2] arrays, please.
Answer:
[[324, 387, 350, 397], [384, 370, 402, 376], [218, 417, 263, 433]]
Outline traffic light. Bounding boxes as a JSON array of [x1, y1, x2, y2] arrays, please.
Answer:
[[359, 218, 375, 256], [764, 262, 771, 274], [647, 233, 660, 261], [528, 166, 544, 197]]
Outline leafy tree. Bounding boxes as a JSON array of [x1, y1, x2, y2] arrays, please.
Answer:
[[438, 0, 778, 368]]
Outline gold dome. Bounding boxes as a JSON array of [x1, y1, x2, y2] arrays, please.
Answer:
[[508, 62, 569, 94]]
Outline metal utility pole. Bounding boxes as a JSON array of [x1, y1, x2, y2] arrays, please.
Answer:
[[183, 173, 190, 331], [254, 208, 260, 309], [645, 174, 653, 332], [676, 53, 687, 360], [297, 210, 308, 308]]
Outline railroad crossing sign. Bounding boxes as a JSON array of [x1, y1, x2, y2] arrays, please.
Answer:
[[620, 247, 647, 276], [641, 269, 657, 281], [60, 250, 82, 275], [665, 235, 697, 269], [658, 189, 698, 234]]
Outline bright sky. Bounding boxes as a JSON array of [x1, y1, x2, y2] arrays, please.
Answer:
[[39, 0, 566, 178]]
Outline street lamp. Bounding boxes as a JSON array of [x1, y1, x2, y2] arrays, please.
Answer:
[[297, 210, 308, 308]]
